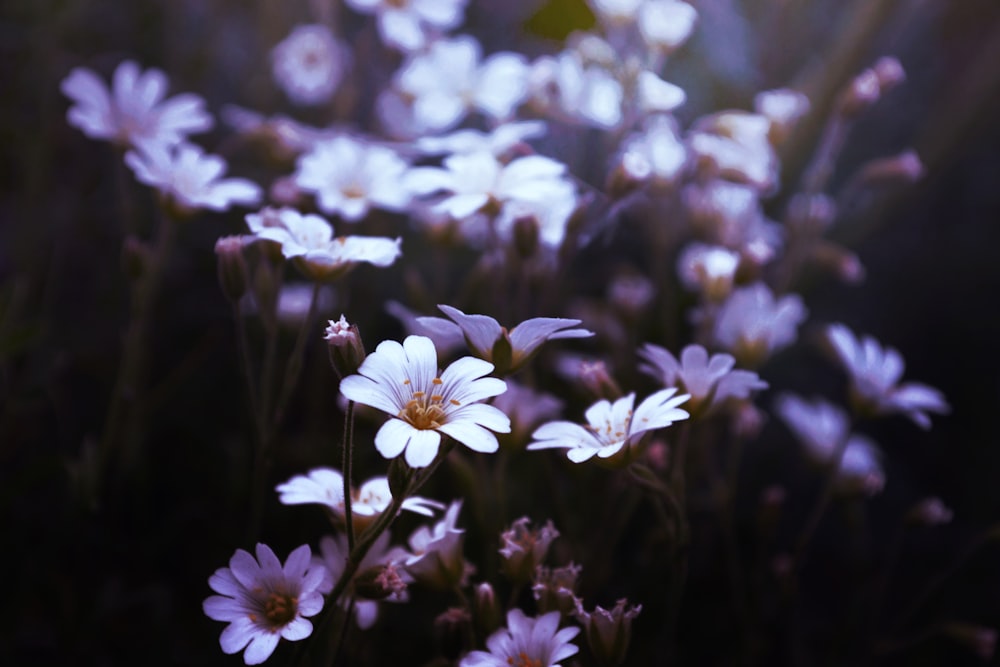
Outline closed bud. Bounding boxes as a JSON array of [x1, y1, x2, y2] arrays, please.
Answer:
[[325, 314, 366, 379], [839, 68, 881, 117], [575, 598, 642, 667], [215, 236, 249, 302], [434, 607, 472, 660], [873, 56, 906, 91], [857, 149, 924, 188], [473, 582, 501, 636]]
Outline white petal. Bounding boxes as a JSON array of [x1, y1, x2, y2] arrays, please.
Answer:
[[404, 428, 442, 467], [243, 631, 280, 665], [374, 418, 414, 459], [438, 420, 500, 453]]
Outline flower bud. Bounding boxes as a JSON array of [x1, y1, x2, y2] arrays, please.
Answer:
[[856, 149, 924, 188], [434, 607, 472, 660], [215, 235, 249, 302], [473, 582, 502, 636], [325, 314, 366, 379], [533, 563, 582, 616], [499, 517, 560, 584], [579, 360, 622, 401], [574, 598, 642, 667]]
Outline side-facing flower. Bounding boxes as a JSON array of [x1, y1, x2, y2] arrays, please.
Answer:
[[125, 142, 262, 212], [528, 388, 690, 463], [340, 335, 510, 467], [460, 609, 580, 667], [418, 305, 593, 375], [203, 543, 327, 665], [574, 598, 642, 667], [404, 500, 468, 589], [61, 59, 212, 151], [825, 323, 949, 429], [712, 283, 807, 368], [244, 207, 401, 281], [499, 517, 560, 584], [276, 467, 444, 532], [639, 343, 767, 417], [316, 532, 410, 629]]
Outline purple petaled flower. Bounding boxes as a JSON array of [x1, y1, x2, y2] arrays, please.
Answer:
[[461, 609, 580, 667], [203, 543, 327, 665], [712, 283, 807, 368]]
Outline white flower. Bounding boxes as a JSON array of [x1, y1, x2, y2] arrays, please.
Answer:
[[588, 0, 643, 25], [272, 25, 348, 106], [294, 136, 413, 222], [203, 543, 327, 665], [418, 305, 592, 375], [636, 70, 686, 115], [276, 467, 445, 526], [460, 609, 580, 667], [638, 0, 698, 53], [415, 121, 547, 157], [61, 60, 212, 151], [393, 36, 529, 133], [639, 343, 767, 416], [689, 111, 777, 192], [676, 242, 740, 300], [529, 52, 623, 129], [825, 323, 949, 429], [244, 207, 401, 281], [315, 532, 410, 629], [774, 394, 885, 494], [618, 114, 688, 186], [340, 335, 511, 467], [404, 500, 468, 588], [124, 142, 262, 212], [712, 283, 807, 367], [346, 0, 466, 51], [528, 388, 690, 463]]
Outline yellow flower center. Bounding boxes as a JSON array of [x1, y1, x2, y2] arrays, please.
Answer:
[[507, 653, 542, 667], [399, 377, 460, 429]]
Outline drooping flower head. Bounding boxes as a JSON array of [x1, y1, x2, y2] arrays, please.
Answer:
[[340, 335, 511, 467], [528, 388, 690, 464], [460, 609, 580, 667], [203, 543, 327, 665], [61, 59, 212, 151]]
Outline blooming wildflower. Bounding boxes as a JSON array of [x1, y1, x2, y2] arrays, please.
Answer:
[[529, 51, 624, 129], [316, 532, 410, 629], [124, 142, 262, 212], [676, 242, 740, 301], [528, 388, 690, 463], [404, 500, 469, 589], [825, 323, 949, 429], [345, 0, 466, 52], [689, 111, 778, 192], [712, 283, 807, 368], [276, 467, 444, 530], [294, 136, 412, 222], [639, 343, 767, 417], [392, 36, 529, 133], [460, 609, 580, 667], [244, 207, 401, 281], [616, 114, 688, 188], [271, 25, 348, 106], [417, 305, 593, 375], [574, 598, 642, 667], [499, 517, 560, 584], [774, 394, 885, 494], [639, 0, 698, 54], [203, 543, 327, 665], [340, 335, 510, 467], [61, 60, 212, 151], [385, 300, 467, 356], [415, 121, 547, 158]]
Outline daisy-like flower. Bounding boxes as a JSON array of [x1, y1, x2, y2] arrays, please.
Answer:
[[244, 207, 401, 281], [825, 323, 949, 429], [316, 532, 410, 629], [528, 388, 690, 463], [404, 500, 469, 589], [61, 59, 212, 151], [276, 467, 445, 531], [345, 0, 466, 52], [340, 335, 510, 467], [271, 24, 348, 106], [639, 343, 767, 417], [774, 394, 885, 494], [712, 283, 807, 368], [460, 609, 580, 667], [203, 543, 327, 665], [417, 305, 593, 375], [294, 136, 412, 222], [125, 142, 262, 212]]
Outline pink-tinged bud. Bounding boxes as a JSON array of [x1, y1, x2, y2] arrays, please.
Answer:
[[354, 562, 408, 601], [579, 360, 623, 401], [473, 582, 502, 636], [839, 68, 882, 117], [533, 562, 583, 616], [873, 56, 906, 90], [499, 517, 560, 584], [857, 149, 924, 188], [325, 314, 366, 379], [574, 598, 642, 667], [907, 497, 954, 526], [812, 241, 865, 285], [215, 235, 249, 302]]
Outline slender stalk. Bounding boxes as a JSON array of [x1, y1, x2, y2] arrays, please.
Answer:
[[272, 281, 322, 428], [342, 400, 356, 552]]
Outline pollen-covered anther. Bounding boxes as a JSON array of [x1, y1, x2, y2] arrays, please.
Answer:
[[263, 591, 299, 626]]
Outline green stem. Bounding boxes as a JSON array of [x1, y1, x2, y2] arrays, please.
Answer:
[[342, 400, 356, 552], [273, 282, 322, 429]]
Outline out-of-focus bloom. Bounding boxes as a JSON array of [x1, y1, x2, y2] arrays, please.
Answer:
[[529, 51, 623, 129], [404, 500, 468, 589], [385, 300, 467, 356], [712, 283, 807, 368], [266, 283, 336, 328], [533, 563, 583, 616], [825, 323, 949, 429], [340, 335, 510, 467], [528, 389, 690, 463], [491, 380, 564, 446], [575, 599, 642, 667], [345, 0, 466, 52], [415, 121, 546, 158], [639, 0, 698, 54], [125, 142, 262, 212], [639, 343, 767, 417], [498, 517, 559, 584], [774, 394, 885, 495], [754, 88, 810, 145], [907, 497, 954, 526], [676, 242, 740, 301], [244, 207, 401, 281], [589, 0, 643, 25], [271, 25, 348, 106], [276, 467, 444, 531], [61, 60, 212, 151], [689, 111, 777, 192], [294, 136, 412, 222], [460, 609, 580, 667], [417, 305, 592, 375], [615, 114, 687, 189], [392, 36, 529, 133], [316, 532, 410, 629], [203, 543, 327, 665]]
